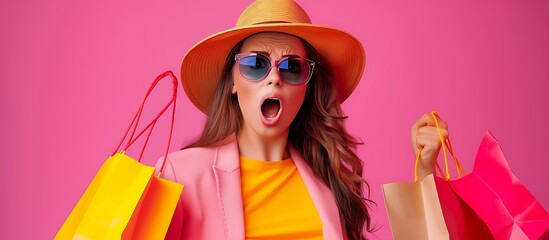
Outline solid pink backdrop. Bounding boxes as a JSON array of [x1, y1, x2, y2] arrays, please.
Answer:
[[2, 0, 548, 239]]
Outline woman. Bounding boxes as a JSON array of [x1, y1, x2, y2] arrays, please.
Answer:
[[157, 0, 447, 239]]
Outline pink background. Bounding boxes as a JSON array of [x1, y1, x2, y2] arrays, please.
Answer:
[[2, 0, 548, 239]]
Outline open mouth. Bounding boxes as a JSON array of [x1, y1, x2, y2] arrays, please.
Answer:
[[261, 98, 280, 119]]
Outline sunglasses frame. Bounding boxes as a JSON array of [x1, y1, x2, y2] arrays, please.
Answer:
[[234, 52, 315, 85]]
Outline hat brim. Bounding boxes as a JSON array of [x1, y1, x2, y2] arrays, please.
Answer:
[[181, 23, 365, 113]]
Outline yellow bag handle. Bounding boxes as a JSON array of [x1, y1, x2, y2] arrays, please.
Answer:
[[414, 111, 466, 182]]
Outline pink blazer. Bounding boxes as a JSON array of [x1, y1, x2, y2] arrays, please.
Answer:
[[155, 137, 345, 239]]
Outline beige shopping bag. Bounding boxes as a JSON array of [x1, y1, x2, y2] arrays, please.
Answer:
[[382, 174, 449, 240]]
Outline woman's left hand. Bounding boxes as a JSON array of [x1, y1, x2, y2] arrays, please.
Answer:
[[410, 113, 449, 180]]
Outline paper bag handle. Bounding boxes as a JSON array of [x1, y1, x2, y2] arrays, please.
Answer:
[[112, 70, 177, 174], [414, 111, 466, 181]]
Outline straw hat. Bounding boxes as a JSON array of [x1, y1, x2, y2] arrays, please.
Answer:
[[181, 0, 365, 113]]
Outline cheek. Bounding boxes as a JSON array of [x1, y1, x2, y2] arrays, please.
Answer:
[[291, 87, 307, 103], [285, 87, 308, 118], [232, 75, 256, 115]]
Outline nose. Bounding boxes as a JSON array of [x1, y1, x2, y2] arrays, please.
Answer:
[[264, 64, 283, 87]]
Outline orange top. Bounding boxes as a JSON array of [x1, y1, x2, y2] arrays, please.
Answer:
[[240, 156, 323, 240]]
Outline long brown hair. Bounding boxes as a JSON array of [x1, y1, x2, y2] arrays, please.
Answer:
[[186, 36, 375, 239]]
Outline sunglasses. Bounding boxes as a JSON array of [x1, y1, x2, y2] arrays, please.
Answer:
[[235, 53, 315, 85]]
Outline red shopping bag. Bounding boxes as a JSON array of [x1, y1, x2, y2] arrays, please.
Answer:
[[448, 131, 549, 240], [434, 175, 494, 239]]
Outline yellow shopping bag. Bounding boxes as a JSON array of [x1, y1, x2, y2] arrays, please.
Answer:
[[56, 71, 183, 239]]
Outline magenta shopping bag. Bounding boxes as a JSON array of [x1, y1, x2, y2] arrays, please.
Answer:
[[449, 132, 549, 240]]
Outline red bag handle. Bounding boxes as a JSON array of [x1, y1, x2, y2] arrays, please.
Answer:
[[112, 70, 177, 175]]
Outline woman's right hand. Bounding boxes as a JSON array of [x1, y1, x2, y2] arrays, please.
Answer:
[[410, 113, 449, 181]]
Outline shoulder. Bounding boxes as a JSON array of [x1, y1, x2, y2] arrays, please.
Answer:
[[168, 146, 218, 165], [156, 135, 239, 183], [155, 146, 219, 183]]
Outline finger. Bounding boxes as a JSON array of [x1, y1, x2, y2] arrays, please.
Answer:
[[412, 114, 433, 141], [415, 135, 442, 169], [416, 113, 433, 128], [412, 113, 449, 155], [434, 117, 448, 130], [413, 135, 440, 154], [416, 113, 444, 129], [412, 114, 436, 150], [431, 112, 449, 130], [418, 126, 449, 139], [415, 133, 443, 150], [417, 114, 449, 130]]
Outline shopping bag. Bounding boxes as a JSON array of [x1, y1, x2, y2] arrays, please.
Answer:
[[124, 173, 183, 239], [382, 173, 449, 239], [434, 174, 494, 239], [448, 131, 549, 240], [55, 71, 184, 239], [382, 111, 493, 239]]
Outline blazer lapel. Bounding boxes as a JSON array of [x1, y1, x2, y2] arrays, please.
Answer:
[[213, 138, 245, 240], [210, 139, 344, 239], [290, 146, 344, 239]]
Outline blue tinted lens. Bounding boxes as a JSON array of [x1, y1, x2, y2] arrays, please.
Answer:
[[279, 58, 309, 85], [238, 55, 270, 80]]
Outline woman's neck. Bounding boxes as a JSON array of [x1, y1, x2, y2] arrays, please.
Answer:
[[236, 127, 291, 162]]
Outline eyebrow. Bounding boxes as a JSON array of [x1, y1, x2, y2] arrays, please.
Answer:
[[250, 50, 302, 58]]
